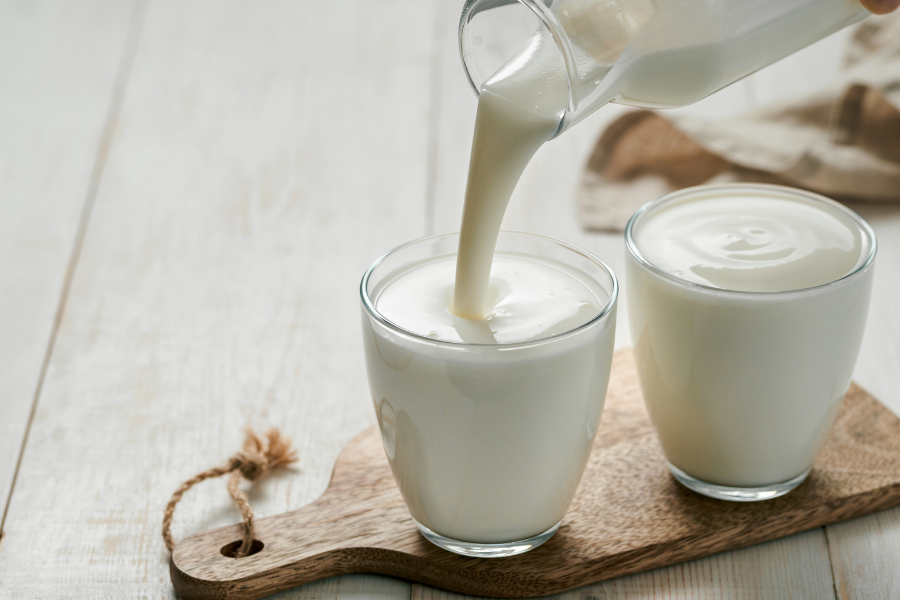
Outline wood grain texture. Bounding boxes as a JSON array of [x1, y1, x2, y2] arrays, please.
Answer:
[[0, 0, 435, 597], [0, 0, 138, 524], [170, 349, 900, 600], [267, 574, 410, 600]]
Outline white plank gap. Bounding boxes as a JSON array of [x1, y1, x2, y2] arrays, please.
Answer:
[[0, 0, 436, 596], [0, 0, 142, 531], [826, 506, 900, 600], [423, 0, 452, 237]]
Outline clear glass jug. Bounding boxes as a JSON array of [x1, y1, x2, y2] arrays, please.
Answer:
[[460, 0, 869, 136]]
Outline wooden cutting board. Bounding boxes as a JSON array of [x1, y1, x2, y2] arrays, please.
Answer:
[[170, 349, 900, 600]]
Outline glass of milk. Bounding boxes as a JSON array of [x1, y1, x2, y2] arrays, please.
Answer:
[[626, 184, 876, 502], [360, 231, 617, 556]]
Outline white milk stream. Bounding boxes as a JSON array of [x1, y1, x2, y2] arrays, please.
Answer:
[[452, 29, 568, 319], [451, 0, 870, 319]]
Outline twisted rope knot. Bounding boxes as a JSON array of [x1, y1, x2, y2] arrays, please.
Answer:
[[162, 428, 298, 558], [233, 449, 268, 481]]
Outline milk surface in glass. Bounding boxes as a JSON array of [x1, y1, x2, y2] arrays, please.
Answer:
[[361, 232, 617, 547], [626, 185, 876, 497]]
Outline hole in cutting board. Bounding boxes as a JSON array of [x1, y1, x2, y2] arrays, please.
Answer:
[[220, 539, 265, 558]]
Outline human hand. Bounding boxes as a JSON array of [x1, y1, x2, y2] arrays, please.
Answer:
[[860, 0, 900, 14]]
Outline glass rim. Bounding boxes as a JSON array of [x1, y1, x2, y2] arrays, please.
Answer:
[[360, 230, 618, 348], [624, 183, 878, 298]]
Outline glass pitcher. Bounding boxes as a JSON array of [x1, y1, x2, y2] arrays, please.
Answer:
[[460, 0, 869, 136]]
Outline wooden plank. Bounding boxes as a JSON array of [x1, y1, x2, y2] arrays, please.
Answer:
[[827, 506, 900, 600], [428, 0, 634, 350], [423, 1, 839, 598], [824, 204, 900, 600], [273, 574, 411, 600], [0, 0, 139, 527], [0, 0, 436, 596], [168, 349, 900, 600]]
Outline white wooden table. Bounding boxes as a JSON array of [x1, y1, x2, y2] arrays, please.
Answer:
[[1, 1, 898, 598]]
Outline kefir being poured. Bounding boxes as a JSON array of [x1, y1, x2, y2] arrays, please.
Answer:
[[444, 0, 869, 323], [452, 28, 569, 320], [381, 0, 871, 334], [379, 26, 577, 339], [377, 22, 614, 343]]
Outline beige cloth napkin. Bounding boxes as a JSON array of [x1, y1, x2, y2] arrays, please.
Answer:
[[578, 12, 900, 232]]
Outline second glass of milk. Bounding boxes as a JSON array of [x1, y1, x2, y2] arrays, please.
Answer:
[[361, 231, 617, 556], [626, 184, 876, 502]]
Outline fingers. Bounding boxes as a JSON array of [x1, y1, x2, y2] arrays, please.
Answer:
[[860, 0, 900, 15]]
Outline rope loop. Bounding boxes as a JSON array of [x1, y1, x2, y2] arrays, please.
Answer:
[[162, 428, 298, 557]]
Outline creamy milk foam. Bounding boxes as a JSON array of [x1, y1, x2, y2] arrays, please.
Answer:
[[377, 253, 604, 344], [627, 186, 875, 489], [634, 191, 866, 292]]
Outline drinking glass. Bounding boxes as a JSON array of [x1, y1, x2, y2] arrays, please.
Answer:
[[625, 184, 876, 501], [360, 231, 617, 556]]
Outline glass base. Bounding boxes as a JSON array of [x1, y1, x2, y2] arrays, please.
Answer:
[[668, 462, 811, 502], [415, 520, 560, 558]]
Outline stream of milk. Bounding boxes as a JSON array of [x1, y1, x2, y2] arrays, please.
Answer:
[[451, 0, 868, 319], [452, 28, 569, 319]]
